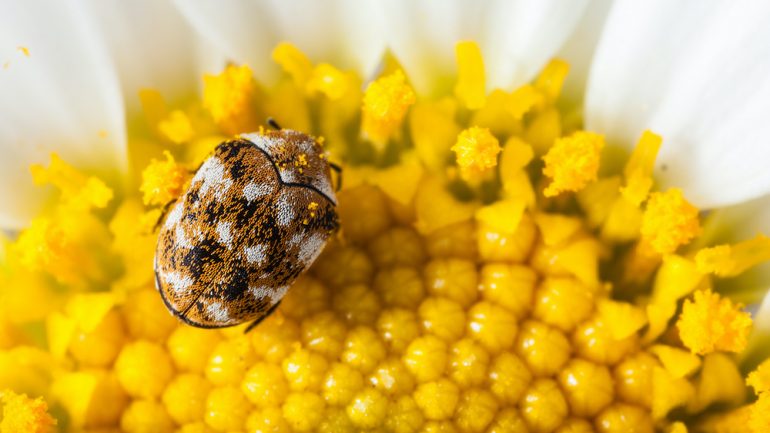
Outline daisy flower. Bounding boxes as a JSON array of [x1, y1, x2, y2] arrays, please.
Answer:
[[2, 1, 770, 432]]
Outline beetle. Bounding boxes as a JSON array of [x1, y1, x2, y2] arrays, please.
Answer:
[[154, 121, 339, 332]]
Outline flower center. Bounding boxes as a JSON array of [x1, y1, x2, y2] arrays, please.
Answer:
[[5, 41, 770, 433]]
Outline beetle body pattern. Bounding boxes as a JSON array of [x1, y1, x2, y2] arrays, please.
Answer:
[[154, 129, 338, 328]]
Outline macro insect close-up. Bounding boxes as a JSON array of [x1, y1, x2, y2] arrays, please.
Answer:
[[155, 125, 339, 331], [3, 1, 770, 433]]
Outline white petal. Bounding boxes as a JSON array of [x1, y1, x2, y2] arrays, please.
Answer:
[[86, 0, 198, 110], [174, 0, 386, 79], [381, 0, 590, 94], [0, 0, 126, 230], [555, 0, 613, 102], [586, 0, 770, 209]]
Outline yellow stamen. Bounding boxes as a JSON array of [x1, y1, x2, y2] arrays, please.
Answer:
[[747, 359, 770, 395], [306, 63, 351, 100], [454, 41, 486, 110], [621, 130, 662, 206], [361, 70, 416, 144], [533, 58, 569, 101], [0, 390, 57, 433], [641, 188, 701, 255], [139, 151, 188, 206], [451, 126, 501, 179], [750, 392, 770, 433], [30, 153, 113, 211], [677, 289, 752, 355], [272, 42, 313, 87], [542, 131, 604, 197], [203, 64, 258, 134], [695, 235, 770, 277], [505, 84, 543, 120], [157, 110, 194, 144]]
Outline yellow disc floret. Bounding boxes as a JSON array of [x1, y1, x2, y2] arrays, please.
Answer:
[[451, 126, 501, 179], [641, 188, 701, 255], [695, 235, 770, 277], [202, 63, 258, 134], [677, 289, 752, 355], [0, 390, 57, 433], [140, 151, 188, 206], [542, 131, 604, 197], [361, 70, 416, 144]]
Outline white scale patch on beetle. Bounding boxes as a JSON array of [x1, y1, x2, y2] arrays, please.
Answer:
[[175, 225, 193, 249], [164, 201, 184, 229], [275, 190, 295, 226], [193, 157, 233, 201], [206, 301, 231, 323], [298, 233, 326, 265], [273, 285, 291, 303], [244, 244, 267, 265], [216, 221, 233, 249], [249, 285, 274, 299], [164, 271, 194, 294], [243, 181, 274, 202]]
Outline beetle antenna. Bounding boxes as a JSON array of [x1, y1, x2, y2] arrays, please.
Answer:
[[267, 117, 282, 130]]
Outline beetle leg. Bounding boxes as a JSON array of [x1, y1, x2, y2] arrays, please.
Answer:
[[152, 199, 178, 232], [243, 299, 283, 333], [329, 162, 343, 191]]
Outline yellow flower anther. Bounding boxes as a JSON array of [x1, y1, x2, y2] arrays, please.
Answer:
[[596, 299, 648, 340], [273, 42, 313, 87], [361, 70, 416, 144], [204, 386, 251, 432], [452, 126, 501, 179], [542, 131, 604, 197], [506, 85, 543, 120], [114, 340, 174, 398], [695, 235, 770, 277], [677, 289, 752, 355], [621, 130, 662, 206], [558, 358, 614, 417], [121, 399, 175, 433], [649, 345, 701, 379], [750, 392, 770, 433], [30, 153, 113, 211], [203, 64, 258, 134], [283, 392, 325, 431], [641, 188, 701, 255], [307, 63, 351, 100], [0, 390, 56, 433], [140, 151, 188, 206], [748, 359, 770, 395], [454, 41, 486, 110], [162, 374, 211, 425], [455, 388, 499, 432], [347, 388, 389, 429], [403, 335, 448, 383], [158, 110, 194, 144], [534, 58, 570, 101]]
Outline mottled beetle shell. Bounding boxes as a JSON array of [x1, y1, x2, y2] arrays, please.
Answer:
[[154, 130, 338, 328]]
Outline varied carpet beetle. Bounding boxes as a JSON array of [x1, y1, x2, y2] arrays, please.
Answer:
[[154, 125, 339, 331]]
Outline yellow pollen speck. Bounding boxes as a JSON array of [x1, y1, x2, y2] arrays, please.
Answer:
[[361, 70, 416, 144], [542, 131, 604, 197], [158, 110, 194, 144], [454, 41, 486, 110], [621, 130, 662, 206], [451, 126, 501, 179], [677, 289, 752, 355], [641, 188, 701, 255], [203, 64, 258, 134], [695, 235, 770, 277], [17, 46, 30, 57], [140, 151, 188, 206], [0, 390, 57, 433]]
